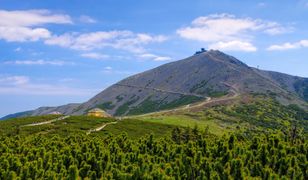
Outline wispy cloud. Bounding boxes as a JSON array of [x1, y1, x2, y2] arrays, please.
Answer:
[[4, 60, 75, 66], [79, 15, 97, 23], [0, 9, 168, 62], [45, 30, 167, 53], [102, 66, 134, 75], [0, 9, 72, 42], [208, 41, 257, 52], [0, 9, 72, 27], [267, 40, 308, 51], [81, 52, 110, 60], [0, 26, 51, 42], [176, 13, 292, 52], [0, 75, 29, 85], [0, 75, 97, 95], [138, 53, 172, 61]]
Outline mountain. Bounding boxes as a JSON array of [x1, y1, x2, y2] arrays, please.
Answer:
[[1, 104, 80, 120], [30, 103, 81, 116], [2, 50, 308, 119], [253, 69, 308, 102], [0, 110, 33, 120]]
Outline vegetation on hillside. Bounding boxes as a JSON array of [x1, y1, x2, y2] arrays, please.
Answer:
[[96, 102, 115, 110], [1, 96, 307, 138], [0, 115, 61, 135], [139, 96, 308, 136], [127, 95, 203, 116], [0, 110, 33, 121], [0, 115, 179, 138], [0, 127, 306, 179], [0, 116, 114, 137], [190, 80, 228, 97], [101, 119, 177, 138], [0, 96, 307, 179], [114, 97, 140, 116], [294, 79, 308, 102]]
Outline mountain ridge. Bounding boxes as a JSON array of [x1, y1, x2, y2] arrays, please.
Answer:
[[2, 50, 308, 120]]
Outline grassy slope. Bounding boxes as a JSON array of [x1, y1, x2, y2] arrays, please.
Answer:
[[127, 95, 204, 115], [136, 96, 308, 136], [0, 115, 114, 136], [98, 119, 177, 138], [137, 115, 231, 136], [1, 95, 307, 138], [0, 115, 61, 135], [0, 115, 179, 138]]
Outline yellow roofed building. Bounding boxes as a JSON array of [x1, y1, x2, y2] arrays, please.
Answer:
[[87, 108, 111, 118]]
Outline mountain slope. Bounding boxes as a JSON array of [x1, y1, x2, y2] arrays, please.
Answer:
[[71, 50, 307, 116], [2, 50, 308, 119], [0, 110, 33, 120], [1, 104, 80, 120], [256, 69, 308, 101]]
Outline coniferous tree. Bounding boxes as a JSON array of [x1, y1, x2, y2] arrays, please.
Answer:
[[68, 165, 78, 180]]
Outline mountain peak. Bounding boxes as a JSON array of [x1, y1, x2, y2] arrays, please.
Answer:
[[3, 50, 308, 119], [191, 49, 248, 69], [207, 49, 249, 67]]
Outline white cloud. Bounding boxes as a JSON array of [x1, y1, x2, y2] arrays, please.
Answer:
[[177, 14, 289, 42], [44, 33, 73, 47], [0, 75, 97, 95], [81, 52, 110, 60], [138, 53, 172, 61], [176, 14, 291, 51], [102, 66, 133, 75], [177, 14, 256, 42], [0, 76, 29, 85], [45, 31, 167, 53], [0, 10, 167, 58], [208, 41, 257, 52], [4, 60, 74, 66], [0, 26, 51, 42], [262, 22, 292, 35], [267, 40, 308, 51], [79, 15, 97, 23], [0, 9, 72, 27], [153, 56, 172, 61], [0, 9, 72, 42]]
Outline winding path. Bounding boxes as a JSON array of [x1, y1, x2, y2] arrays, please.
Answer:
[[22, 115, 70, 127], [126, 83, 240, 118], [21, 114, 117, 135], [86, 121, 118, 135]]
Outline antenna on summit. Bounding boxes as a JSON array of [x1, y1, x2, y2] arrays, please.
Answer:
[[194, 48, 207, 55]]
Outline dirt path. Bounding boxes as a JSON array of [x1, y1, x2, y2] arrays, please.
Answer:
[[22, 115, 70, 127], [87, 121, 118, 135], [126, 84, 240, 118]]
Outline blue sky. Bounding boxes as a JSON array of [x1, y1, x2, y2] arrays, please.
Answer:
[[1, 0, 308, 117]]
